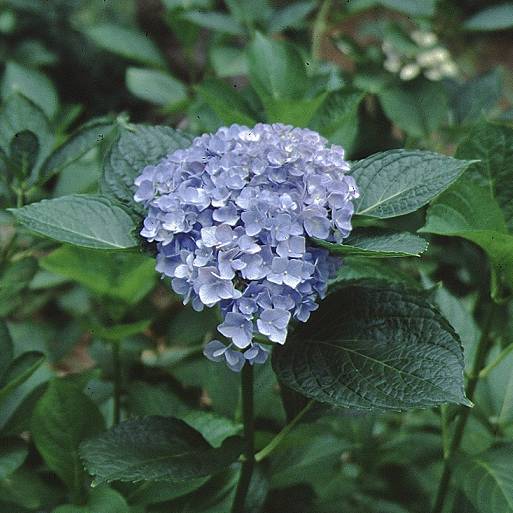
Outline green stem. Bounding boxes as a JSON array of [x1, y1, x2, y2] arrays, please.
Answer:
[[479, 342, 513, 378], [255, 400, 314, 462], [311, 0, 332, 61], [231, 364, 254, 513], [112, 342, 121, 426], [16, 188, 24, 208], [432, 303, 496, 513]]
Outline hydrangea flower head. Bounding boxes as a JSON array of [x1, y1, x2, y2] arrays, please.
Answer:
[[134, 123, 359, 371]]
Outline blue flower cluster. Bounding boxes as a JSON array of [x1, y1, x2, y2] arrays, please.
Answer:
[[134, 123, 358, 371]]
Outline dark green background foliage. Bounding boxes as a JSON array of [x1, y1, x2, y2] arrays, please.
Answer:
[[0, 1, 513, 512]]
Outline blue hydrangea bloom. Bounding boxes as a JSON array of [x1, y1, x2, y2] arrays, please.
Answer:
[[134, 123, 358, 371]]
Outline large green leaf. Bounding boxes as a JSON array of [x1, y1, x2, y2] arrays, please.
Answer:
[[40, 117, 117, 184], [0, 93, 53, 178], [40, 245, 156, 304], [419, 181, 513, 296], [32, 379, 105, 494], [314, 229, 428, 258], [83, 24, 166, 67], [464, 4, 513, 31], [101, 124, 193, 211], [272, 282, 469, 410], [247, 32, 307, 102], [352, 149, 473, 218], [126, 67, 188, 107], [456, 122, 513, 231], [80, 416, 244, 485], [378, 80, 448, 138], [10, 194, 139, 250], [181, 11, 245, 35], [456, 445, 513, 513]]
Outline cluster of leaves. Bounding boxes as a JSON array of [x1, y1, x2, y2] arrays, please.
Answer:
[[0, 0, 513, 512]]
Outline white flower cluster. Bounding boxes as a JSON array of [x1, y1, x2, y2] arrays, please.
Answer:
[[383, 30, 458, 82]]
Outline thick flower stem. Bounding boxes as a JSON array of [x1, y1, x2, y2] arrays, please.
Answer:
[[231, 364, 255, 513], [431, 303, 496, 513], [112, 341, 121, 426]]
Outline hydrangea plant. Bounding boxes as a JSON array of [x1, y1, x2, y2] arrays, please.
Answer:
[[134, 123, 358, 371]]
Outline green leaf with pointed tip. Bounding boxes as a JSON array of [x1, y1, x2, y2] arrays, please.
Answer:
[[181, 11, 245, 35], [419, 180, 513, 297], [83, 24, 166, 67], [455, 122, 513, 231], [80, 416, 244, 485], [0, 351, 45, 405], [273, 281, 469, 411], [10, 194, 139, 250], [247, 32, 307, 102], [352, 149, 474, 218], [40, 117, 117, 184], [101, 124, 193, 212], [456, 445, 513, 513], [32, 379, 105, 494], [126, 67, 188, 107], [92, 319, 151, 341], [314, 229, 428, 257]]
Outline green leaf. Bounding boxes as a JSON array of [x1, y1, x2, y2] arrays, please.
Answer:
[[464, 4, 513, 31], [210, 46, 248, 78], [196, 79, 257, 126], [83, 24, 166, 67], [40, 117, 117, 184], [456, 445, 513, 513], [310, 90, 364, 154], [0, 93, 53, 177], [352, 149, 474, 218], [181, 11, 245, 35], [379, 0, 437, 17], [179, 410, 242, 448], [32, 379, 105, 494], [247, 32, 307, 101], [52, 485, 129, 513], [0, 351, 45, 405], [0, 320, 14, 379], [379, 80, 448, 138], [40, 246, 156, 304], [330, 257, 419, 288], [80, 416, 244, 485], [268, 1, 316, 33], [264, 94, 326, 127], [1, 61, 58, 118], [8, 129, 39, 180], [315, 229, 428, 258], [419, 181, 513, 296], [101, 124, 193, 211], [0, 438, 28, 480], [126, 67, 188, 107], [273, 281, 469, 410], [10, 194, 139, 250], [451, 69, 503, 123], [92, 319, 151, 341], [455, 121, 513, 231]]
